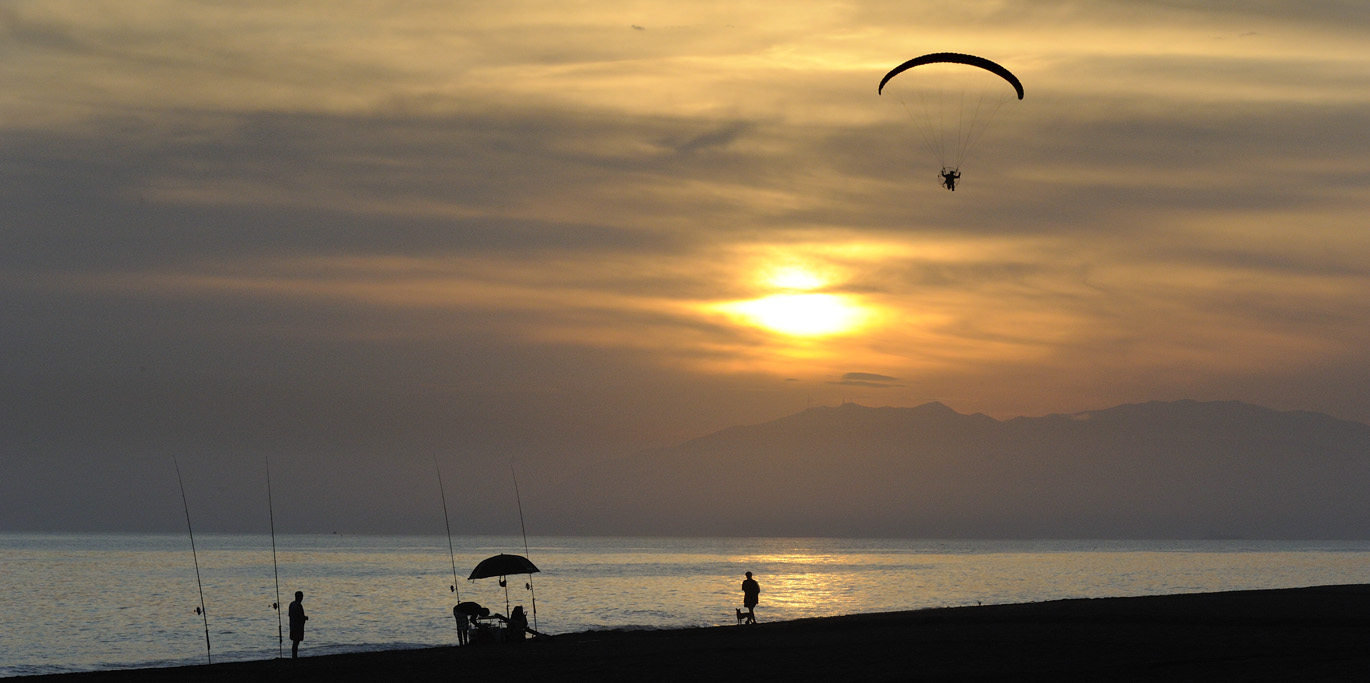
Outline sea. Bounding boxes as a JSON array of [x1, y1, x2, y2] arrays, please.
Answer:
[[4, 534, 1370, 677]]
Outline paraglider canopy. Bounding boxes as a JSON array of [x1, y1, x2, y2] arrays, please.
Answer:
[[468, 553, 539, 580], [878, 52, 1024, 100], [878, 52, 1024, 186]]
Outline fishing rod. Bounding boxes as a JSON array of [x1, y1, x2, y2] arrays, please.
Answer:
[[266, 457, 284, 659], [511, 464, 537, 632], [434, 457, 461, 601], [172, 455, 212, 664]]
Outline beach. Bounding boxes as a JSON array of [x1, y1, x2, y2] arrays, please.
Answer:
[[22, 584, 1369, 682]]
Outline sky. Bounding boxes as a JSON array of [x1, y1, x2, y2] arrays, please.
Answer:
[[3, 1, 1370, 533]]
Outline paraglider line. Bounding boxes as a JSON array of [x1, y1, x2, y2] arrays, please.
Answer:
[[902, 94, 945, 172], [956, 89, 1008, 172], [956, 87, 968, 165]]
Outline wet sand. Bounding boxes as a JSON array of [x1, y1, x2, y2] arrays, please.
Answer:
[[25, 584, 1370, 682]]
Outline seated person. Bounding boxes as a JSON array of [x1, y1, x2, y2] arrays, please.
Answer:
[[506, 605, 529, 640]]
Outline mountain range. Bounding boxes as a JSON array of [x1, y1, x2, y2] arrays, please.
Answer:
[[536, 400, 1370, 539]]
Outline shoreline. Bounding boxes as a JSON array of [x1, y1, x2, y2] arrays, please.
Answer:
[[21, 584, 1370, 682]]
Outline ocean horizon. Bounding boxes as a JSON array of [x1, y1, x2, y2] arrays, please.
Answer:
[[5, 533, 1370, 677]]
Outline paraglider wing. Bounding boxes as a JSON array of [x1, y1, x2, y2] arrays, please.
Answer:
[[468, 553, 540, 580], [878, 52, 1024, 100]]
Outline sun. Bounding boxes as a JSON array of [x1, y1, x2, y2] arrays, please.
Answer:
[[714, 265, 872, 338], [726, 293, 867, 336]]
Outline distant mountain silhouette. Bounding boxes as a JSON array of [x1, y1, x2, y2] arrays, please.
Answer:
[[539, 400, 1370, 538]]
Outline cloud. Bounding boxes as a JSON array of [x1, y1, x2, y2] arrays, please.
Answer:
[[841, 372, 899, 382], [663, 121, 755, 155], [4, 0, 1370, 533], [829, 372, 902, 388]]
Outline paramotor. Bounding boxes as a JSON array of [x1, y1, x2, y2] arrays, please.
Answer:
[[878, 52, 1024, 189]]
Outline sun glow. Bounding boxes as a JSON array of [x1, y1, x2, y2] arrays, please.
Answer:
[[715, 264, 874, 338], [727, 293, 867, 336], [766, 266, 825, 291]]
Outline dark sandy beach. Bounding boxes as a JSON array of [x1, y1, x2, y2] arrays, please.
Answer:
[[26, 584, 1370, 682]]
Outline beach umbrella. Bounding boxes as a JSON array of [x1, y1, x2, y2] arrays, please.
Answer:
[[468, 553, 540, 580], [469, 554, 539, 617]]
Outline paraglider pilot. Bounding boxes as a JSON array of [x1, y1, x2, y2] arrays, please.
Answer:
[[941, 168, 961, 191]]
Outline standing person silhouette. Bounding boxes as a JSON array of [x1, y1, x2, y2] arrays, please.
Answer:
[[288, 591, 308, 658], [453, 604, 471, 646], [741, 572, 760, 624]]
